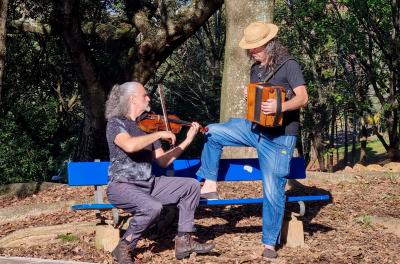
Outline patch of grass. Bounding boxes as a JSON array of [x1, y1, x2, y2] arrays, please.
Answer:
[[0, 186, 9, 196], [57, 233, 78, 242], [325, 138, 389, 167], [385, 173, 400, 181], [382, 193, 400, 201], [340, 139, 385, 157], [355, 215, 372, 226]]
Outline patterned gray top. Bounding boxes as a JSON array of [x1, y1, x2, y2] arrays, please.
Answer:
[[106, 117, 162, 182]]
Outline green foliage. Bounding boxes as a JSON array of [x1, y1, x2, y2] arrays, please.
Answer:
[[355, 215, 372, 227], [0, 113, 54, 183], [275, 0, 399, 163], [0, 104, 79, 184], [3, 0, 398, 183], [57, 233, 78, 242], [1, 3, 82, 184], [1, 1, 225, 183]]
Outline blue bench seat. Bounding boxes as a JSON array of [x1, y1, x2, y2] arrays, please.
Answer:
[[68, 157, 330, 210], [68, 157, 331, 250]]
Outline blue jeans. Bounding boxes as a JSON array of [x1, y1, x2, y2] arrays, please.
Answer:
[[196, 118, 296, 246]]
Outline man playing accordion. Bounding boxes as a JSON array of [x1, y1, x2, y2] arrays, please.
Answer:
[[197, 21, 309, 259]]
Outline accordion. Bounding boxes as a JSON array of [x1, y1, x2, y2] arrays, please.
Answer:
[[246, 83, 286, 127]]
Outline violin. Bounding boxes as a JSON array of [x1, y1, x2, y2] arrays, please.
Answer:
[[138, 112, 208, 134]]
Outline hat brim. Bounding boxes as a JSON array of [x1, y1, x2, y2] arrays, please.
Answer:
[[239, 25, 278, 49]]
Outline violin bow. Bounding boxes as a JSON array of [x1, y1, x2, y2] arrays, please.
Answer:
[[157, 84, 174, 147]]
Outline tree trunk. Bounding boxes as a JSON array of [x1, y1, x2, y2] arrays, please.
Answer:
[[313, 133, 326, 172], [351, 113, 357, 165], [305, 133, 317, 170], [336, 121, 339, 164], [306, 132, 326, 171], [385, 0, 399, 160], [359, 118, 368, 164], [221, 0, 275, 121], [55, 0, 109, 161], [344, 109, 348, 165], [387, 69, 400, 160], [330, 105, 336, 148], [0, 0, 8, 105], [221, 0, 274, 158], [296, 133, 304, 157]]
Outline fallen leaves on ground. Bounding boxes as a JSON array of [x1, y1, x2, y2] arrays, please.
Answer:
[[0, 172, 399, 264]]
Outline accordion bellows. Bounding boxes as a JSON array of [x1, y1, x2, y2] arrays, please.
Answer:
[[246, 83, 286, 127]]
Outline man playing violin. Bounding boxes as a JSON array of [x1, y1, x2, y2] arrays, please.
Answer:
[[197, 22, 308, 259], [105, 81, 215, 263]]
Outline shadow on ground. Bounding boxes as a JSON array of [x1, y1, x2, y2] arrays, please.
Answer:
[[132, 182, 333, 254]]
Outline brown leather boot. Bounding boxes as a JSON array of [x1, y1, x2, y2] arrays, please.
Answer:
[[174, 233, 215, 260], [112, 240, 134, 264]]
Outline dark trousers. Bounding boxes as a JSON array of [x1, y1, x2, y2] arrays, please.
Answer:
[[107, 176, 201, 249]]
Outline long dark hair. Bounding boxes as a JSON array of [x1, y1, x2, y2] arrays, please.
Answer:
[[264, 39, 290, 70], [247, 39, 290, 70]]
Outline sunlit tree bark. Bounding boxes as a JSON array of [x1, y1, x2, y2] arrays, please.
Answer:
[[0, 0, 8, 105], [220, 0, 275, 158]]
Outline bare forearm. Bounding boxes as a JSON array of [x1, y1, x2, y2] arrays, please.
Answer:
[[156, 138, 191, 167], [282, 95, 308, 112], [116, 132, 162, 153], [283, 86, 308, 112]]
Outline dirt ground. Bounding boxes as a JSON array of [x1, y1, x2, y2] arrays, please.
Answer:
[[0, 171, 399, 264]]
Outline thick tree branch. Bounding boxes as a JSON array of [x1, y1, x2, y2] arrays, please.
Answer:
[[9, 18, 51, 35], [130, 0, 224, 83], [8, 17, 136, 42]]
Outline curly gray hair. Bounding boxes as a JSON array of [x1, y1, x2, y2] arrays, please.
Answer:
[[105, 82, 141, 120]]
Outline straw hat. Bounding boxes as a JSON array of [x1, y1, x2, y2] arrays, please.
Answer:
[[239, 22, 279, 49]]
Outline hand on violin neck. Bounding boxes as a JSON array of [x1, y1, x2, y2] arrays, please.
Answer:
[[185, 122, 200, 142], [157, 131, 176, 145]]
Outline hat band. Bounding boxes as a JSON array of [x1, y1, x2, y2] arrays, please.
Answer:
[[246, 32, 269, 44]]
